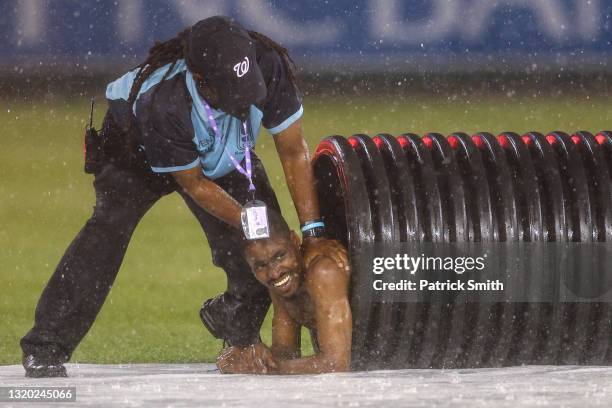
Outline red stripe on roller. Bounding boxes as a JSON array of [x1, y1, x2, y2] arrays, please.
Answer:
[[349, 137, 359, 148], [398, 137, 409, 147], [571, 135, 581, 145], [522, 135, 533, 146], [471, 135, 484, 148], [373, 136, 383, 149], [546, 135, 557, 145], [422, 136, 433, 149], [595, 134, 606, 145], [498, 134, 509, 148], [447, 135, 459, 149]]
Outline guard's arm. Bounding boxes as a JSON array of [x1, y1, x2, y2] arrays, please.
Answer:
[[172, 164, 242, 229], [275, 258, 352, 374], [273, 119, 348, 270], [273, 118, 319, 223]]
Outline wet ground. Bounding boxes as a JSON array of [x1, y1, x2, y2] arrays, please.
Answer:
[[1, 364, 611, 407]]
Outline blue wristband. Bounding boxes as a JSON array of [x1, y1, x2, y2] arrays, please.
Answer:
[[301, 221, 325, 232]]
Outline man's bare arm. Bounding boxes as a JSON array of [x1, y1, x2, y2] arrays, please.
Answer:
[[216, 295, 299, 374], [270, 294, 301, 360], [275, 258, 352, 374], [172, 164, 242, 229]]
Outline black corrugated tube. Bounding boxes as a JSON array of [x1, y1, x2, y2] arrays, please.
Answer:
[[312, 131, 612, 370]]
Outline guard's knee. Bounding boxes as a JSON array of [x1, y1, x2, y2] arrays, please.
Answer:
[[86, 209, 129, 230], [87, 196, 145, 230], [209, 242, 243, 269]]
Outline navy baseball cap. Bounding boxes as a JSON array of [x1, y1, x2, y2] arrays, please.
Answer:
[[187, 16, 267, 119]]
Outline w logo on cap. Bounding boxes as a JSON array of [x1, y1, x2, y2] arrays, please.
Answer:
[[233, 57, 249, 77]]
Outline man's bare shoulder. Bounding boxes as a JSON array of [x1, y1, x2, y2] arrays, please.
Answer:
[[304, 255, 350, 297]]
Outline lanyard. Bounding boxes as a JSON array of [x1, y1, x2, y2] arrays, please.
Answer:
[[202, 102, 255, 193]]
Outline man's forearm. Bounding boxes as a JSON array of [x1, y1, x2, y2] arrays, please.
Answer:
[[279, 149, 321, 224], [275, 354, 349, 375], [183, 178, 242, 229]]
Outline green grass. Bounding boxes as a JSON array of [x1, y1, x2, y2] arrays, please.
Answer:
[[1, 93, 611, 365]]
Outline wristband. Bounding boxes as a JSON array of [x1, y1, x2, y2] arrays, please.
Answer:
[[301, 221, 325, 232], [301, 219, 325, 239]]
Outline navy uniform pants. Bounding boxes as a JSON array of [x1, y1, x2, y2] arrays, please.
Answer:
[[20, 113, 278, 361]]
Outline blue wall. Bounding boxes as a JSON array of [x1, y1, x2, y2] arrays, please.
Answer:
[[2, 1, 611, 72]]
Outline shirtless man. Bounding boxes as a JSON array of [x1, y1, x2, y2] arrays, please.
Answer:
[[216, 210, 352, 374]]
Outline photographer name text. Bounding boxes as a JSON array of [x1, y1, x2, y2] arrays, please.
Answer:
[[373, 279, 504, 291]]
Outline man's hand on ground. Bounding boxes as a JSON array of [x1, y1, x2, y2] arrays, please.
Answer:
[[216, 343, 278, 374], [302, 237, 349, 272]]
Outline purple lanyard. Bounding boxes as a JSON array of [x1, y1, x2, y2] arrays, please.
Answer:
[[202, 102, 255, 192]]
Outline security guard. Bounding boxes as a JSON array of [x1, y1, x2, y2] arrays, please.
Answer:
[[21, 15, 347, 378]]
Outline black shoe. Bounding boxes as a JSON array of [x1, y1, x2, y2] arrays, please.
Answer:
[[200, 295, 232, 341], [23, 354, 67, 378], [200, 293, 268, 347]]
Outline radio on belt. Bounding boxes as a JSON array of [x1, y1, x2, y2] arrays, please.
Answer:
[[241, 200, 270, 240]]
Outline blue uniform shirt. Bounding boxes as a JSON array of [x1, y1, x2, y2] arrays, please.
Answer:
[[105, 43, 303, 180]]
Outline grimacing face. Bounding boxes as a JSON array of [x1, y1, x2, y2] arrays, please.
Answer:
[[244, 231, 303, 298]]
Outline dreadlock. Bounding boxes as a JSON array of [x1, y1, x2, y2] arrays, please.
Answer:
[[126, 27, 191, 124], [247, 30, 298, 87]]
